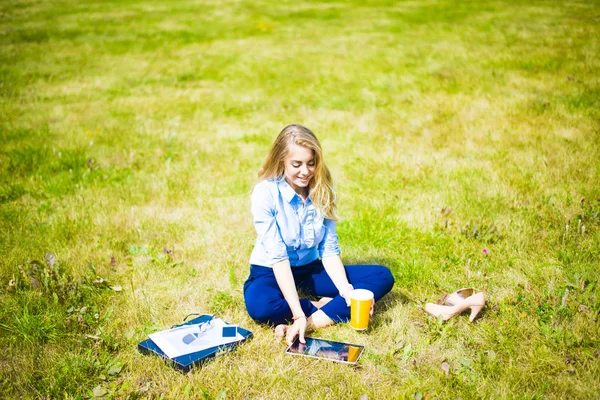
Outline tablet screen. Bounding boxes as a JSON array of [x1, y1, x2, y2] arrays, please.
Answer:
[[286, 337, 364, 364]]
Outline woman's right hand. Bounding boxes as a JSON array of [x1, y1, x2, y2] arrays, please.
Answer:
[[286, 317, 307, 346]]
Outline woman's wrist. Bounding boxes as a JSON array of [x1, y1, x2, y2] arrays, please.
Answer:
[[339, 283, 354, 298], [292, 314, 306, 321]]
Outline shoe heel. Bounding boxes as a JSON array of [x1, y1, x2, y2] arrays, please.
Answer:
[[468, 292, 485, 322], [469, 305, 483, 322]]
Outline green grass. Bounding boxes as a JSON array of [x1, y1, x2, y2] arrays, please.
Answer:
[[1, 0, 599, 398]]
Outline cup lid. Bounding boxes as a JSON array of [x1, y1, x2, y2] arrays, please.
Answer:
[[349, 289, 374, 300]]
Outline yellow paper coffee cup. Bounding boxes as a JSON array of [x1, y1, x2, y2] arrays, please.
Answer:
[[350, 289, 374, 330]]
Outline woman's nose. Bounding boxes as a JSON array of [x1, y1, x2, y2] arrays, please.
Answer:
[[300, 165, 308, 175]]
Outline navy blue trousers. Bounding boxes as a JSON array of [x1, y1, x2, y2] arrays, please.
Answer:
[[243, 259, 394, 325]]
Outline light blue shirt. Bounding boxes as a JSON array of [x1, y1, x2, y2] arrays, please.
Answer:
[[249, 178, 341, 267]]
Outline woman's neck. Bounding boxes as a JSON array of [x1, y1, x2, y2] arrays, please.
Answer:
[[285, 178, 309, 200], [297, 188, 309, 201]]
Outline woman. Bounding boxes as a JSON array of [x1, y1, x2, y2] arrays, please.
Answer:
[[244, 124, 394, 345]]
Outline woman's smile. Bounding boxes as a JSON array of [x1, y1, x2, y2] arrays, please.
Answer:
[[284, 144, 316, 196]]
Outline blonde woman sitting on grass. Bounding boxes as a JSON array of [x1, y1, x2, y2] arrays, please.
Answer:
[[243, 124, 395, 345]]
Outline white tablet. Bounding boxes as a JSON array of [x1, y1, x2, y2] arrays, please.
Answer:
[[286, 337, 365, 364]]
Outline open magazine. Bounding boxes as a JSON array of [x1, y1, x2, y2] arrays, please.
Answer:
[[148, 317, 244, 359]]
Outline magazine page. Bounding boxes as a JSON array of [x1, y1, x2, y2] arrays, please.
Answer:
[[148, 318, 243, 359]]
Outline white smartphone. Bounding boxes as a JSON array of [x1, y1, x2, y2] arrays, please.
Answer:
[[286, 337, 365, 364]]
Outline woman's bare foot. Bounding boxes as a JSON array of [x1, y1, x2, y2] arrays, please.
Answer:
[[310, 297, 334, 309], [274, 324, 288, 338]]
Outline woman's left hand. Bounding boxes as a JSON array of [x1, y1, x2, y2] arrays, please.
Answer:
[[340, 286, 375, 315], [340, 284, 354, 307]]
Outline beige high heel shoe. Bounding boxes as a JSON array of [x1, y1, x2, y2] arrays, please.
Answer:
[[425, 291, 485, 322]]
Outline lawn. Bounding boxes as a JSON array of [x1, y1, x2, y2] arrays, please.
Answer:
[[1, 0, 599, 398]]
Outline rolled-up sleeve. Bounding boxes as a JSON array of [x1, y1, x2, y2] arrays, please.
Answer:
[[318, 218, 341, 259], [251, 184, 288, 266]]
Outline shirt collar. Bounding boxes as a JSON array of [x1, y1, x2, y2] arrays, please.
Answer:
[[278, 178, 314, 205], [277, 178, 299, 203]]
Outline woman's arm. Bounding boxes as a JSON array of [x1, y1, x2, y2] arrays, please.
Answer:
[[251, 183, 289, 265], [272, 259, 305, 319], [272, 259, 308, 345], [318, 219, 353, 301], [322, 255, 353, 301]]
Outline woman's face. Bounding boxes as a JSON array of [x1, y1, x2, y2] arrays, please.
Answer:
[[284, 143, 315, 197]]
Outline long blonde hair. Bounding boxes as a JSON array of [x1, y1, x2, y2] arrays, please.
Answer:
[[258, 124, 338, 221]]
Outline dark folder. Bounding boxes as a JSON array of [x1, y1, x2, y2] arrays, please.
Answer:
[[138, 314, 253, 372]]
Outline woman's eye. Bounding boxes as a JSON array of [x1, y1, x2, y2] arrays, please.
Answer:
[[308, 162, 315, 167], [292, 164, 301, 168]]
